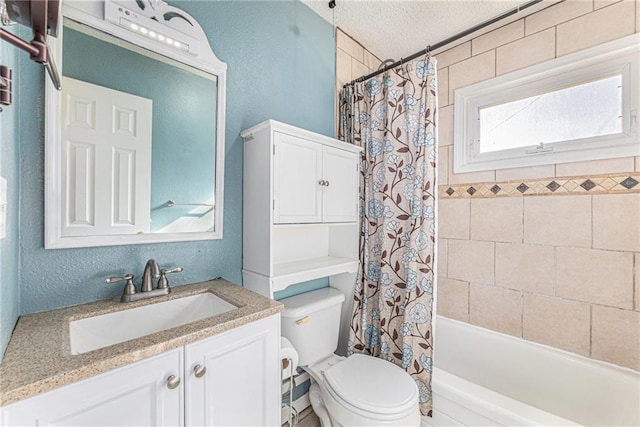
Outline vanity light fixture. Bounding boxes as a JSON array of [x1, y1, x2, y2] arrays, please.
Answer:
[[104, 0, 197, 55], [120, 18, 188, 51]]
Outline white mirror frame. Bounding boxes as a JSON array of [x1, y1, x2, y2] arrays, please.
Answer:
[[44, 0, 226, 249]]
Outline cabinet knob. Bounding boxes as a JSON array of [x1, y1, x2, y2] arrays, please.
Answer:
[[318, 180, 326, 186], [193, 364, 207, 378], [166, 375, 181, 390], [325, 180, 330, 187]]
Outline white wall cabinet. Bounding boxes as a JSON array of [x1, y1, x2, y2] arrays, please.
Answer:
[[273, 132, 358, 224], [241, 121, 361, 353], [1, 316, 280, 427]]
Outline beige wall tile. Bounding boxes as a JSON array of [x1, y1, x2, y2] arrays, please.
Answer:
[[363, 50, 381, 71], [557, 1, 636, 56], [497, 29, 556, 75], [435, 42, 471, 68], [592, 305, 640, 370], [449, 146, 496, 184], [449, 50, 495, 102], [593, 194, 640, 252], [637, 0, 640, 32], [495, 165, 555, 182], [555, 157, 635, 177], [448, 169, 496, 185], [351, 58, 369, 83], [523, 294, 590, 356], [594, 0, 624, 9], [438, 105, 454, 147], [448, 240, 495, 284], [525, 0, 593, 35], [495, 243, 555, 294], [524, 195, 591, 247], [437, 239, 448, 278], [470, 283, 522, 337], [557, 247, 634, 309], [473, 21, 525, 55], [470, 197, 523, 243], [437, 277, 469, 322], [438, 199, 470, 239], [438, 67, 449, 107], [336, 48, 352, 88], [636, 156, 640, 172], [438, 145, 449, 186], [635, 254, 640, 311], [336, 29, 363, 62]]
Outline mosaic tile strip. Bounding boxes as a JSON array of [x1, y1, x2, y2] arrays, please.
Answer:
[[438, 173, 640, 199]]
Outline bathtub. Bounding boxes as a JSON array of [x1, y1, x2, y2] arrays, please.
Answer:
[[424, 316, 640, 426]]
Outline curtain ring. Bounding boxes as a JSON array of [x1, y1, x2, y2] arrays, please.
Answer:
[[424, 45, 431, 63]]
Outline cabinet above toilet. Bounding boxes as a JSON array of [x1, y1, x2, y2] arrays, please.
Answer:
[[241, 120, 362, 297]]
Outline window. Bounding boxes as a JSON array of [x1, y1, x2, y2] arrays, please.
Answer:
[[453, 34, 639, 173]]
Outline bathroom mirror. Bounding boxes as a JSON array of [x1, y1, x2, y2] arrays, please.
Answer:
[[44, 0, 226, 249]]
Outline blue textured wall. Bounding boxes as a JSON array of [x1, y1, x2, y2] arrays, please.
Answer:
[[0, 27, 20, 361], [18, 0, 335, 314]]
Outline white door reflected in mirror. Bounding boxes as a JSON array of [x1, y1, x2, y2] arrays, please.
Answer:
[[61, 77, 152, 237]]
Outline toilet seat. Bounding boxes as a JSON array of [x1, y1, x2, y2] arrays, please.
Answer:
[[322, 354, 419, 419]]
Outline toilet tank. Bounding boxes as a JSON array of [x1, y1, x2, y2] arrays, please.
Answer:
[[280, 287, 345, 366]]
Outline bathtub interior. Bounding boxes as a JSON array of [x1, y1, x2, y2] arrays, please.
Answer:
[[432, 315, 640, 427]]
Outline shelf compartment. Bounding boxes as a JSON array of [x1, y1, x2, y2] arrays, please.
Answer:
[[243, 256, 358, 296], [272, 256, 358, 291]]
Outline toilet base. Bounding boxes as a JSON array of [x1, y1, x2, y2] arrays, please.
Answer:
[[303, 355, 421, 427], [309, 381, 335, 427]]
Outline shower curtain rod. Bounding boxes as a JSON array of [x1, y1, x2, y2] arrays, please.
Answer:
[[343, 0, 543, 87]]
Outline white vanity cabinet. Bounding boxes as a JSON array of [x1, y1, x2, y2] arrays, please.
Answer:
[[184, 315, 281, 426], [1, 349, 184, 426], [1, 315, 280, 427]]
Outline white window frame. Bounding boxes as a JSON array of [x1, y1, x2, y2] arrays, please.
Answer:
[[454, 33, 640, 173]]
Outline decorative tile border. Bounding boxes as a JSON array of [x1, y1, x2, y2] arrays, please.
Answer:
[[439, 173, 640, 199]]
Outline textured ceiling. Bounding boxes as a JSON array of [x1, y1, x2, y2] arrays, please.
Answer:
[[301, 0, 531, 61]]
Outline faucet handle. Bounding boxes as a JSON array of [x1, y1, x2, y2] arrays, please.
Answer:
[[157, 267, 183, 290], [105, 274, 136, 296]]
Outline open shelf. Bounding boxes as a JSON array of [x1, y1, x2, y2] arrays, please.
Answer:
[[272, 256, 358, 292]]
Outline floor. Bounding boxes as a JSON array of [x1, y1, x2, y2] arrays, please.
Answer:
[[283, 406, 320, 427]]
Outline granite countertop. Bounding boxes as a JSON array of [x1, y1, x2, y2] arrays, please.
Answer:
[[0, 279, 283, 407]]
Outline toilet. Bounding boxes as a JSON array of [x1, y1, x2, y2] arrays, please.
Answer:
[[280, 287, 421, 427]]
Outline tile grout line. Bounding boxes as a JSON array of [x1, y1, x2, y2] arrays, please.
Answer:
[[589, 304, 593, 358]]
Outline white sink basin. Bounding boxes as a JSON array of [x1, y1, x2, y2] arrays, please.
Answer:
[[69, 293, 237, 355]]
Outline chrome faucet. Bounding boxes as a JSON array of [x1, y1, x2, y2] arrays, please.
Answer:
[[106, 259, 183, 303]]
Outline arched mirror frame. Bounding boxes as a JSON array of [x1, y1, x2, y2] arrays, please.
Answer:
[[44, 0, 226, 249]]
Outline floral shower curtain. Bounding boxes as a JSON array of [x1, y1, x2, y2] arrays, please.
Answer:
[[339, 57, 437, 416]]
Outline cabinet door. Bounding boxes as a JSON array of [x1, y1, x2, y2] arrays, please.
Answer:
[[2, 349, 183, 427], [273, 132, 323, 223], [323, 146, 359, 222], [184, 315, 280, 427]]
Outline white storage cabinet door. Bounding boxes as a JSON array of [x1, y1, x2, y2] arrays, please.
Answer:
[[1, 349, 183, 426], [184, 315, 281, 427], [273, 132, 323, 224], [322, 145, 359, 222]]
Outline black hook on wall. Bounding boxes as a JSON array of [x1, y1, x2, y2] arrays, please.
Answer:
[[0, 65, 11, 112]]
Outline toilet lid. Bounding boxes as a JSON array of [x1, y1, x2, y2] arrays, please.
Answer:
[[323, 354, 418, 416]]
